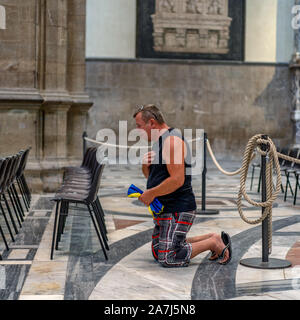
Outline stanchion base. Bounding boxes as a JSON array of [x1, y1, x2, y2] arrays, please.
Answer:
[[240, 257, 291, 269], [196, 209, 220, 215]]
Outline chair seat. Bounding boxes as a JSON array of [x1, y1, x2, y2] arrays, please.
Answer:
[[62, 177, 92, 183], [58, 186, 90, 194], [64, 168, 91, 175], [60, 182, 91, 189], [64, 166, 90, 172], [50, 147, 107, 261], [252, 163, 260, 167], [64, 172, 91, 179], [287, 169, 296, 174], [53, 191, 88, 202], [61, 180, 91, 187]]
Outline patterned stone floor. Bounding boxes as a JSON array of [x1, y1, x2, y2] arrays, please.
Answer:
[[0, 160, 300, 300]]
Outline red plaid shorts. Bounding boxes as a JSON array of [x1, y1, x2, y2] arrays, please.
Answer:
[[151, 210, 196, 267]]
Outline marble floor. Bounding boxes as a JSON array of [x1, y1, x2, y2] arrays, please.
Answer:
[[0, 160, 300, 300]]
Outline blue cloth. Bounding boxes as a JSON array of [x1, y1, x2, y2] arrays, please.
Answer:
[[127, 184, 164, 217]]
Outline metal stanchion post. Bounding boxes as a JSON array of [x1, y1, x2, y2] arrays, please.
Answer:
[[82, 131, 87, 156], [240, 134, 291, 269], [196, 132, 219, 215], [261, 134, 269, 263]]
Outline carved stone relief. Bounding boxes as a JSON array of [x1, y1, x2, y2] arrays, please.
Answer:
[[151, 0, 232, 53]]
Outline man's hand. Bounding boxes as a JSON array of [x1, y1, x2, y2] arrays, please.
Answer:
[[138, 189, 156, 207]]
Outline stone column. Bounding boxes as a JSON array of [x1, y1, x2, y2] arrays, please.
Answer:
[[290, 0, 300, 148], [0, 4, 5, 29], [66, 0, 93, 160], [0, 0, 93, 193]]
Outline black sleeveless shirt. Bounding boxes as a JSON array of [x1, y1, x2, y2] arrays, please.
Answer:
[[146, 128, 197, 213]]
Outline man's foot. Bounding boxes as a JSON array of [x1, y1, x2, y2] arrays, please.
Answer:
[[209, 251, 219, 261], [218, 245, 230, 264], [218, 232, 232, 265], [208, 232, 229, 262]]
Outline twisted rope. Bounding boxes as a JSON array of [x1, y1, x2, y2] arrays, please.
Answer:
[[207, 134, 300, 254]]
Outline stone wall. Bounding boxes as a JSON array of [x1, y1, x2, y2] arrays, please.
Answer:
[[0, 0, 92, 192], [86, 59, 293, 160]]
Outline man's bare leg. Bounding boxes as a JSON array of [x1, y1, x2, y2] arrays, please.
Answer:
[[186, 233, 214, 244], [187, 233, 217, 260], [189, 234, 229, 263]]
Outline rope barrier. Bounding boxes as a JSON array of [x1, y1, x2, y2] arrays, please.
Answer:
[[206, 134, 300, 254], [86, 131, 300, 256], [84, 136, 203, 150]]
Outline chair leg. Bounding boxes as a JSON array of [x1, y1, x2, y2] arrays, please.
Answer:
[[22, 175, 31, 201], [7, 189, 22, 228], [62, 202, 69, 234], [20, 175, 31, 204], [94, 199, 108, 239], [91, 202, 109, 250], [12, 184, 25, 218], [0, 199, 15, 242], [50, 201, 60, 260], [284, 172, 293, 201], [87, 204, 108, 260], [2, 194, 18, 234], [16, 178, 29, 211], [56, 201, 68, 250], [257, 169, 262, 193], [250, 166, 255, 191], [287, 177, 294, 197], [294, 174, 299, 205], [0, 223, 9, 251], [10, 186, 24, 222], [18, 177, 30, 210], [284, 172, 288, 201], [96, 197, 107, 234], [95, 198, 108, 236]]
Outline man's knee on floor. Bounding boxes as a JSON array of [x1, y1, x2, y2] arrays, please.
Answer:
[[158, 258, 173, 268], [158, 248, 189, 267], [158, 251, 174, 267], [152, 244, 159, 261]]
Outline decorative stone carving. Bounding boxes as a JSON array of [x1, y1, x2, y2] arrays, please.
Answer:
[[159, 0, 176, 13], [151, 0, 232, 53]]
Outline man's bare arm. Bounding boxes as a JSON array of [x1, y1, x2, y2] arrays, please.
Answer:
[[145, 136, 186, 198], [141, 151, 155, 178], [142, 164, 150, 178]]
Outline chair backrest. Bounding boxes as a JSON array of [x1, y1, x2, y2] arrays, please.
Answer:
[[0, 159, 5, 191], [12, 152, 23, 180], [84, 148, 99, 177], [82, 147, 97, 168], [279, 147, 291, 167], [293, 149, 300, 170], [16, 148, 30, 178], [86, 147, 98, 170], [86, 163, 105, 203], [7, 154, 21, 186], [285, 148, 300, 169], [1, 156, 15, 192]]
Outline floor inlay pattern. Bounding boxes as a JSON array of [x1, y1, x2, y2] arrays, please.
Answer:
[[0, 161, 299, 300]]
